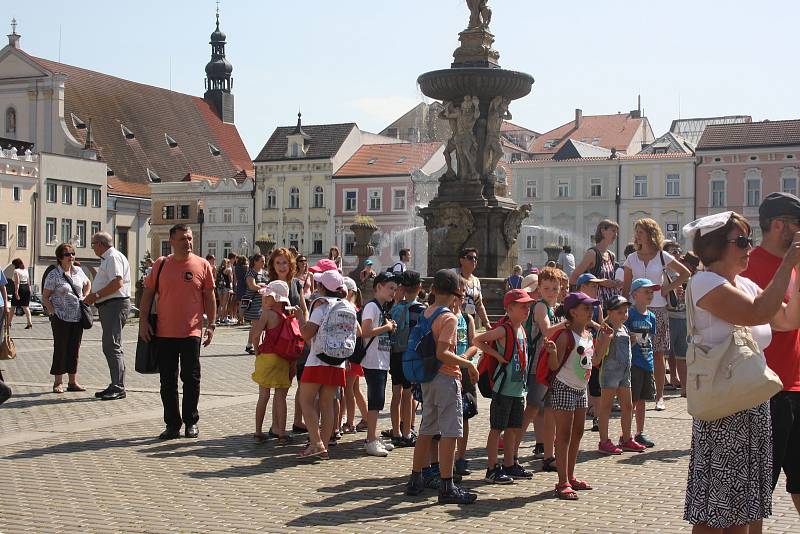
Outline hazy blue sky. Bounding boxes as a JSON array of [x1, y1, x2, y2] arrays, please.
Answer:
[[13, 0, 799, 155]]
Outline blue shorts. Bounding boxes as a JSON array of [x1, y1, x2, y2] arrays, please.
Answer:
[[363, 368, 388, 411], [669, 316, 688, 359]]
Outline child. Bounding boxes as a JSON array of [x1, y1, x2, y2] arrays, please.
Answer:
[[594, 295, 646, 454], [405, 269, 479, 504], [474, 289, 536, 484], [576, 273, 604, 431], [626, 278, 658, 448], [360, 272, 398, 456], [521, 267, 565, 467], [545, 292, 610, 500], [454, 282, 479, 476], [297, 270, 359, 459], [252, 281, 300, 444], [341, 276, 368, 434]]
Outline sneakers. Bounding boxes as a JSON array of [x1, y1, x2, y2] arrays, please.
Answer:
[[245, 345, 255, 355], [620, 437, 647, 452], [424, 472, 441, 490], [381, 438, 395, 451], [438, 480, 477, 505], [598, 439, 623, 455], [454, 458, 471, 476], [634, 433, 655, 448], [484, 464, 514, 484], [505, 463, 533, 479], [406, 472, 425, 496], [532, 443, 545, 460], [365, 439, 388, 457], [655, 398, 666, 411], [591, 416, 599, 432]]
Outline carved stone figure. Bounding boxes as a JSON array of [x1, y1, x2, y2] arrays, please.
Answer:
[[420, 202, 476, 253], [483, 96, 511, 179], [454, 96, 480, 182], [466, 0, 492, 29], [502, 204, 532, 248], [439, 101, 459, 179], [5, 107, 16, 134]]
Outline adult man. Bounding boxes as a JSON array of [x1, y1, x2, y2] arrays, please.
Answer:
[[84, 232, 132, 401], [454, 248, 490, 328], [391, 249, 411, 274], [139, 224, 216, 439], [741, 192, 800, 514], [557, 245, 576, 279]]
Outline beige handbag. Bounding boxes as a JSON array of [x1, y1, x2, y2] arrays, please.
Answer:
[[0, 320, 16, 360], [684, 282, 782, 421]]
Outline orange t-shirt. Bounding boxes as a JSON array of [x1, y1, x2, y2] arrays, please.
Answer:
[[428, 307, 462, 380], [145, 255, 215, 338]]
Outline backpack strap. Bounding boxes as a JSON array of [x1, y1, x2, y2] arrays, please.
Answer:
[[550, 329, 575, 381]]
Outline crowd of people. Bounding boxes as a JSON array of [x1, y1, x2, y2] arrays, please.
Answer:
[[3, 191, 800, 530]]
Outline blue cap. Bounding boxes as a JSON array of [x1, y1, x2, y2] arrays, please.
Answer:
[[630, 278, 661, 293], [576, 273, 600, 287], [364, 259, 374, 266]]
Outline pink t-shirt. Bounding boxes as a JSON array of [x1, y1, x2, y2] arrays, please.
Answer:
[[145, 255, 215, 338]]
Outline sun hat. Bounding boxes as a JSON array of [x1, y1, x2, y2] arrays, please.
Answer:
[[259, 280, 290, 304], [314, 270, 346, 292]]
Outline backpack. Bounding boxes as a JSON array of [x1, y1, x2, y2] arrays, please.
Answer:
[[390, 300, 414, 353], [476, 316, 517, 398], [259, 311, 305, 362], [314, 298, 358, 361], [535, 329, 576, 387], [350, 299, 382, 364], [402, 306, 452, 384], [589, 247, 615, 278]]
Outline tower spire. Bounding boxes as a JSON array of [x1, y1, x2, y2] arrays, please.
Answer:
[[203, 6, 235, 122]]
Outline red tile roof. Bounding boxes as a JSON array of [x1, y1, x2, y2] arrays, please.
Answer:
[[529, 113, 645, 154], [106, 177, 150, 198], [26, 54, 252, 195], [334, 142, 443, 177], [182, 172, 221, 184], [697, 119, 800, 150], [501, 120, 539, 136]]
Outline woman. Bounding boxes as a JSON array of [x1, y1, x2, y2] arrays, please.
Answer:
[[11, 258, 33, 329], [244, 254, 269, 354], [296, 255, 313, 306], [683, 211, 800, 533], [329, 247, 343, 272], [622, 218, 690, 411], [233, 255, 249, 325], [455, 247, 490, 328], [570, 220, 622, 305], [42, 243, 91, 393], [217, 258, 234, 325], [359, 259, 376, 284]]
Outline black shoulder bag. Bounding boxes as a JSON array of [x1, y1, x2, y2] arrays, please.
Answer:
[[135, 258, 166, 374], [64, 271, 93, 329]]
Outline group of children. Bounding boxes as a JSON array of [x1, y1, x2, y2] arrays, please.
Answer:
[[247, 258, 662, 504]]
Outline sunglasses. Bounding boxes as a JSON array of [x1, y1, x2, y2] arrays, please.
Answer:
[[297, 259, 307, 263], [62, 252, 76, 257], [727, 235, 754, 249], [463, 255, 478, 261]]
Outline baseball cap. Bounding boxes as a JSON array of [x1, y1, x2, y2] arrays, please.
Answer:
[[759, 192, 800, 225], [373, 271, 399, 289], [364, 259, 374, 266], [576, 273, 601, 287], [606, 295, 631, 311], [309, 259, 338, 273], [400, 270, 421, 287], [433, 269, 463, 298], [342, 276, 358, 292], [563, 292, 600, 311], [504, 288, 536, 308], [259, 280, 291, 304], [314, 270, 346, 292], [630, 278, 660, 293]]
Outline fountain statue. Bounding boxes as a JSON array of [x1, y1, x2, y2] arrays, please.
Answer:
[[417, 0, 534, 277]]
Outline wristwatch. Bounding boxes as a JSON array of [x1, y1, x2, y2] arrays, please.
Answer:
[[94, 292, 100, 300]]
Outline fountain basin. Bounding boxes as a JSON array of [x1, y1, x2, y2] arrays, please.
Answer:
[[417, 68, 534, 102]]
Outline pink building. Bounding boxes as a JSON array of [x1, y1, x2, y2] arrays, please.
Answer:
[[696, 119, 800, 242], [333, 142, 444, 274]]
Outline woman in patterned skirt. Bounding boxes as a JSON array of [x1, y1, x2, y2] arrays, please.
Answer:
[[683, 211, 800, 532], [244, 254, 269, 354]]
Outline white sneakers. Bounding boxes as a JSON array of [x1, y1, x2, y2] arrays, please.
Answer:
[[365, 439, 388, 457], [655, 398, 666, 411], [381, 438, 395, 451]]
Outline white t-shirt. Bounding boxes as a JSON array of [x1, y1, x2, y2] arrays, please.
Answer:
[[391, 261, 406, 274], [306, 297, 346, 368], [360, 300, 391, 370], [624, 250, 675, 308], [556, 331, 594, 390], [689, 271, 772, 351]]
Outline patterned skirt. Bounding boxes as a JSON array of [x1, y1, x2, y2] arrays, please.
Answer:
[[684, 401, 772, 528]]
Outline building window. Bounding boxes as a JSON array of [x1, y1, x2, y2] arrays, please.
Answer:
[[313, 186, 324, 208], [344, 233, 355, 255], [161, 240, 171, 257], [266, 188, 277, 209], [46, 183, 57, 203], [17, 225, 27, 248], [344, 190, 357, 212], [207, 208, 217, 223], [223, 241, 232, 258], [178, 205, 190, 219], [91, 221, 101, 236], [312, 232, 323, 255], [392, 188, 407, 211], [46, 218, 57, 244], [288, 187, 300, 209], [783, 177, 798, 196], [12, 185, 22, 202], [161, 205, 175, 220], [525, 234, 537, 250], [392, 233, 405, 256], [207, 241, 217, 258], [77, 187, 87, 206], [0, 224, 6, 247], [557, 181, 569, 198], [5, 107, 16, 134], [91, 189, 101, 208], [61, 218, 73, 244], [711, 180, 726, 208], [634, 175, 648, 197], [526, 180, 537, 199], [746, 178, 761, 207], [666, 174, 680, 197], [291, 143, 299, 157], [288, 233, 299, 250], [76, 220, 86, 248], [368, 189, 382, 211], [239, 208, 248, 223], [590, 178, 602, 198], [223, 208, 232, 223], [62, 185, 72, 205], [557, 235, 569, 246], [116, 227, 129, 256]]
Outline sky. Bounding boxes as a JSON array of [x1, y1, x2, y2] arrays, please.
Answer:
[[12, 0, 800, 156]]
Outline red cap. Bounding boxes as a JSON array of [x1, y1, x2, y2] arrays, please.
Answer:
[[309, 259, 338, 273], [504, 288, 536, 308]]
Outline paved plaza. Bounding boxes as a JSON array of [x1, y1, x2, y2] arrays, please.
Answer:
[[1, 317, 797, 533]]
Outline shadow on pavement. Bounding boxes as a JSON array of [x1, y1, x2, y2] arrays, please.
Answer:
[[4, 435, 162, 459], [617, 448, 689, 465], [1, 395, 97, 410]]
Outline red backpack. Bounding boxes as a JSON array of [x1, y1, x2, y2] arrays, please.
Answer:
[[477, 316, 518, 399], [259, 311, 305, 362], [535, 328, 576, 387]]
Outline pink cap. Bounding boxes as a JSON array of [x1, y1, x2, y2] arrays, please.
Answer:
[[309, 259, 339, 273], [314, 270, 346, 292]]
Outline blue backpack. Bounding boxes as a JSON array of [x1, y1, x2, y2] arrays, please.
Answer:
[[402, 306, 452, 384], [391, 300, 423, 353]]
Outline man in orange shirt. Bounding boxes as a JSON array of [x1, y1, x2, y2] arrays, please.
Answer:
[[139, 224, 216, 440]]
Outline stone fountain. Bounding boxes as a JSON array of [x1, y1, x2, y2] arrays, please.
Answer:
[[417, 0, 533, 278]]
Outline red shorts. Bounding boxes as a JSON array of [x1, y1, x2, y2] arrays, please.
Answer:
[[301, 365, 346, 387], [347, 362, 364, 378]]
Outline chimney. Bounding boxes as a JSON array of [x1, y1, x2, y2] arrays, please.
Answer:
[[575, 108, 583, 128]]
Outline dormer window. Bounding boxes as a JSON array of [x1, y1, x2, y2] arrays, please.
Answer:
[[147, 168, 161, 183], [368, 158, 377, 165], [120, 124, 135, 140], [71, 113, 86, 129], [165, 133, 178, 148], [209, 143, 221, 156], [396, 157, 406, 164], [106, 168, 114, 177]]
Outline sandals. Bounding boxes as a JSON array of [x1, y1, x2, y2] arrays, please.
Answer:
[[355, 420, 368, 432], [66, 384, 86, 392], [298, 445, 327, 459], [342, 423, 356, 434], [555, 482, 578, 500], [542, 457, 558, 472], [569, 478, 593, 490], [276, 435, 291, 446], [253, 433, 268, 443], [53, 384, 65, 394]]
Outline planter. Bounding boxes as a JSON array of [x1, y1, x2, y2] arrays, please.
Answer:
[[255, 239, 276, 256], [544, 244, 561, 264]]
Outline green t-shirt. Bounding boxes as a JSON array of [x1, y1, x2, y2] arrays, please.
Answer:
[[492, 325, 529, 398]]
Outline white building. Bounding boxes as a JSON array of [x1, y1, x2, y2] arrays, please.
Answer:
[[202, 175, 255, 259]]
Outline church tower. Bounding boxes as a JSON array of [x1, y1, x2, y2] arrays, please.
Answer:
[[204, 9, 234, 123]]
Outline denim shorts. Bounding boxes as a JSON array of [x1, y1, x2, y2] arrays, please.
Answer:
[[599, 357, 632, 389], [669, 316, 688, 359], [363, 368, 388, 411]]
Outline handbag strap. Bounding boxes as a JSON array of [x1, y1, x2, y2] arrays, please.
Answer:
[[62, 269, 83, 300], [153, 257, 166, 295]]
